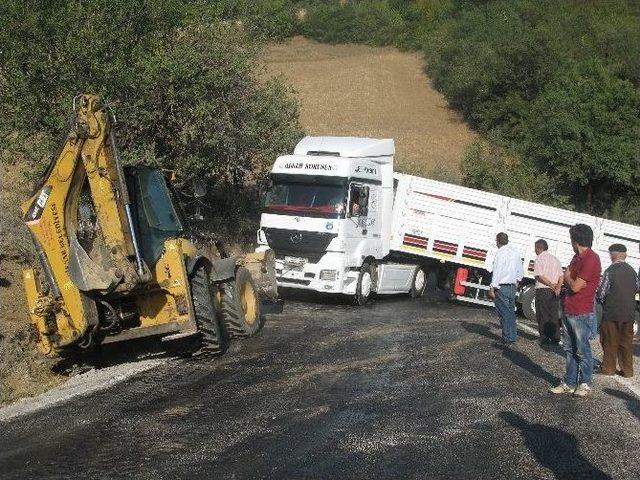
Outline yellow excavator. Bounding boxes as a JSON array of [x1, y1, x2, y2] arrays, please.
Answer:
[[21, 94, 277, 358]]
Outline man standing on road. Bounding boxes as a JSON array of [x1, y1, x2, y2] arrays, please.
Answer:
[[596, 244, 638, 378], [488, 232, 523, 343], [550, 224, 601, 397], [533, 239, 563, 345]]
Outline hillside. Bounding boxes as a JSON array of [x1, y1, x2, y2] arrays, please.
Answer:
[[263, 36, 476, 180]]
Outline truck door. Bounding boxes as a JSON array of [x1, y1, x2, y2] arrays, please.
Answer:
[[345, 183, 373, 265]]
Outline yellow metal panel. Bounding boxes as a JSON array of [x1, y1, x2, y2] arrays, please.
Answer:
[[136, 239, 196, 331], [22, 269, 54, 356]]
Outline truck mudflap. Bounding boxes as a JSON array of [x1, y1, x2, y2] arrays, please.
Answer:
[[240, 249, 283, 314]]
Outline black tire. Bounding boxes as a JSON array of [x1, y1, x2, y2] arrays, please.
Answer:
[[354, 263, 374, 306], [519, 285, 536, 322], [190, 263, 227, 356], [218, 266, 263, 338], [409, 266, 427, 298]]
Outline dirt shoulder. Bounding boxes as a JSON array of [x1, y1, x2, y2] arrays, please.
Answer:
[[0, 256, 64, 404], [0, 160, 64, 404], [263, 36, 476, 180]]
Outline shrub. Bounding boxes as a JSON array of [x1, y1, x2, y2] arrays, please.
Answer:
[[299, 1, 406, 46], [0, 1, 303, 238], [522, 60, 640, 214], [461, 141, 570, 208]]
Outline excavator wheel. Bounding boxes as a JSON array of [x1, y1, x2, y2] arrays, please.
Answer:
[[217, 266, 263, 338], [189, 263, 227, 356]]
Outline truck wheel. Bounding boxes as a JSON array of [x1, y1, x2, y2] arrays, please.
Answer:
[[354, 263, 374, 306], [409, 266, 427, 298], [218, 266, 263, 338], [519, 285, 536, 322], [190, 263, 227, 356]]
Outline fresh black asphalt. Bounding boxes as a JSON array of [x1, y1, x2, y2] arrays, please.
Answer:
[[1, 291, 639, 479]]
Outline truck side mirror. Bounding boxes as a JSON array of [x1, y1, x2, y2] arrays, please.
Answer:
[[193, 178, 207, 198]]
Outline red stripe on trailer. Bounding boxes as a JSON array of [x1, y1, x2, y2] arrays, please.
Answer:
[[462, 246, 487, 259], [403, 234, 428, 248], [404, 234, 428, 244], [433, 240, 458, 253], [404, 240, 428, 249]]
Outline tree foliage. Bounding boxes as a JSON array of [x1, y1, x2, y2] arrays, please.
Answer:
[[0, 0, 302, 191], [523, 61, 640, 215]]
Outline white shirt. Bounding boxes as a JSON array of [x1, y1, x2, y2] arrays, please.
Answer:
[[491, 244, 523, 288]]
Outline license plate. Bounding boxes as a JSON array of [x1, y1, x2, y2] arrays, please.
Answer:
[[284, 256, 306, 266], [284, 256, 306, 271]]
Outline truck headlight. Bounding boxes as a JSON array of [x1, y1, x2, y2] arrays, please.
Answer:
[[320, 270, 338, 281], [257, 229, 267, 245]]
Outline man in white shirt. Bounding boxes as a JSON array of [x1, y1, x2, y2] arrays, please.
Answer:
[[488, 232, 523, 343]]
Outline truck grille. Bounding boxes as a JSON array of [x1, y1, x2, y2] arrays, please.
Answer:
[[264, 228, 337, 263]]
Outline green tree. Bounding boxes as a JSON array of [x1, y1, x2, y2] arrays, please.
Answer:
[[461, 140, 569, 207], [522, 60, 640, 213], [0, 0, 303, 257], [0, 0, 302, 188]]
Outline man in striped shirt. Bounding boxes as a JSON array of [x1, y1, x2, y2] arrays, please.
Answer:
[[533, 239, 563, 344]]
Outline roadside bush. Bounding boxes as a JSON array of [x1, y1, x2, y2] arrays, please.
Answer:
[[461, 141, 570, 208], [213, 0, 298, 40], [299, 1, 406, 46]]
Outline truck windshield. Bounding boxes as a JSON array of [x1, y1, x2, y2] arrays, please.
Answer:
[[265, 182, 346, 218]]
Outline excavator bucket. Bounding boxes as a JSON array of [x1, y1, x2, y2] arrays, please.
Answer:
[[239, 249, 283, 314]]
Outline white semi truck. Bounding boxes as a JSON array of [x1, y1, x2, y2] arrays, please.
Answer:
[[257, 136, 640, 319]]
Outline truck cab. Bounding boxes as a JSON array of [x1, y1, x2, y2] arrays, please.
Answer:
[[257, 137, 404, 302]]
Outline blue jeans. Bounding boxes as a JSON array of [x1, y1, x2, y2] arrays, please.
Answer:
[[562, 313, 594, 387], [494, 284, 517, 342], [587, 311, 599, 340]]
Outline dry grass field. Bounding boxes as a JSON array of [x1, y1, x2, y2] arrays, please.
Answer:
[[263, 36, 476, 180]]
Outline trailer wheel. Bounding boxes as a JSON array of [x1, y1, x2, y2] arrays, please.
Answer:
[[218, 266, 264, 338], [519, 285, 536, 322], [189, 263, 227, 356], [409, 266, 427, 298], [354, 263, 374, 306]]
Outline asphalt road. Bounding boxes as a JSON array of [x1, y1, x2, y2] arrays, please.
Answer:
[[1, 291, 639, 479]]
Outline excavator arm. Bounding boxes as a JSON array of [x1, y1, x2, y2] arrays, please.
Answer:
[[21, 94, 148, 353]]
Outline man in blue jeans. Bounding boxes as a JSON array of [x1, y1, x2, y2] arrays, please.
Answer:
[[550, 224, 601, 398], [488, 233, 523, 343]]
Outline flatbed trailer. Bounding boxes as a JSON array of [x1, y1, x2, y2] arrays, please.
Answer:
[[391, 174, 640, 317]]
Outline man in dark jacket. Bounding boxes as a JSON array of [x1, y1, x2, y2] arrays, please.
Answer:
[[596, 244, 639, 378]]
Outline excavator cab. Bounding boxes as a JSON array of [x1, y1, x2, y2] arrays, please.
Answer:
[[126, 166, 186, 267], [21, 94, 276, 358]]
